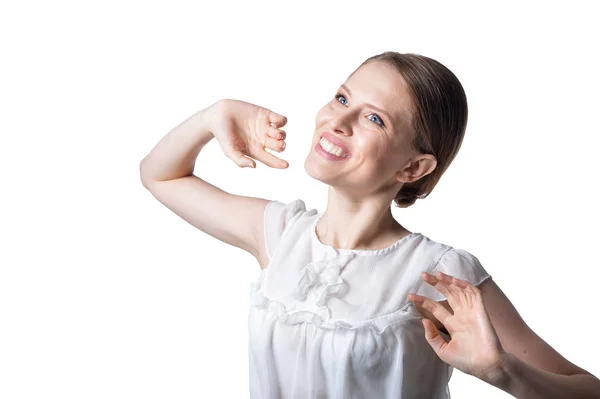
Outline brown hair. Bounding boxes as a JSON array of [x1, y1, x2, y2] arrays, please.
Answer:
[[357, 52, 469, 208]]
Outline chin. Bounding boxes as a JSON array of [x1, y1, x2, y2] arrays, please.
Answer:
[[303, 153, 318, 180], [303, 152, 342, 185]]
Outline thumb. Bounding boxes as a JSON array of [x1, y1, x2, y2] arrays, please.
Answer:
[[223, 144, 255, 168], [269, 111, 287, 128]]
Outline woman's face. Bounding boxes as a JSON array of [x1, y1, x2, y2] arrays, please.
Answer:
[[304, 60, 421, 197]]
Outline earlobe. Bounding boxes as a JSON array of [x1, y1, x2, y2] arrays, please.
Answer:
[[395, 169, 411, 184], [395, 164, 419, 184]]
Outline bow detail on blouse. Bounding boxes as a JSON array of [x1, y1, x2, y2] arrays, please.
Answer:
[[292, 251, 358, 307], [249, 248, 423, 334]]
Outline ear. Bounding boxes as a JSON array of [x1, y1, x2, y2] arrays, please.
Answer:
[[395, 154, 437, 184]]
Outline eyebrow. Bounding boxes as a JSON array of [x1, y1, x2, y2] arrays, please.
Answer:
[[340, 84, 393, 123]]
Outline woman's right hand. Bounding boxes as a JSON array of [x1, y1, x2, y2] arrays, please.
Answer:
[[209, 98, 289, 169]]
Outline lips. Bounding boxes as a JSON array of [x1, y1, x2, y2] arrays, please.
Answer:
[[320, 131, 351, 157]]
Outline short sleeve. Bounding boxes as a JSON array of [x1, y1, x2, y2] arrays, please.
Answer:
[[263, 199, 307, 260], [419, 248, 492, 302]]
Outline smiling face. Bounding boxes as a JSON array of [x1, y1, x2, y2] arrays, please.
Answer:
[[304, 60, 426, 198]]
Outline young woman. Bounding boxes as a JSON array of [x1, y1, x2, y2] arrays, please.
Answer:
[[140, 52, 600, 398]]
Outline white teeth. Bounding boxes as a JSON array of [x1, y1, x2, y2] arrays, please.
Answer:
[[319, 137, 347, 158]]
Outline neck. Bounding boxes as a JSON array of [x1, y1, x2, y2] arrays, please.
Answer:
[[316, 189, 409, 251]]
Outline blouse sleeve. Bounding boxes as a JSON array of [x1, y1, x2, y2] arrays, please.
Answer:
[[418, 247, 493, 302], [263, 199, 307, 260]]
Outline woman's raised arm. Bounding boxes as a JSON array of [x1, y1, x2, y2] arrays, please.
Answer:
[[139, 99, 289, 269]]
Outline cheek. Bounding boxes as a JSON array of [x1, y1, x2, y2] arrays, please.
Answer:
[[360, 137, 388, 158], [361, 141, 399, 175], [314, 104, 333, 126], [376, 142, 392, 159]]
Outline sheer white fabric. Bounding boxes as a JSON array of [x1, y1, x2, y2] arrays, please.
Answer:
[[248, 199, 492, 398]]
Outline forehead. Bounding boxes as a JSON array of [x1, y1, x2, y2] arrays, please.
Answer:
[[345, 60, 414, 129]]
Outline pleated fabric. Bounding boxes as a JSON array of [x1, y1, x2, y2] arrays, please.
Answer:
[[248, 199, 492, 399]]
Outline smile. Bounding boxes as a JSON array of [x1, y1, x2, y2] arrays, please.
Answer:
[[318, 137, 350, 158]]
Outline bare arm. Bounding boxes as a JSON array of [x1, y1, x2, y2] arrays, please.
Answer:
[[140, 102, 219, 183], [139, 100, 288, 269]]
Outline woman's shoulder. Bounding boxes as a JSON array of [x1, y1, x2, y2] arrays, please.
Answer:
[[413, 234, 485, 268], [263, 198, 318, 260], [264, 198, 318, 230], [409, 234, 492, 302], [265, 198, 311, 218], [401, 232, 453, 261]]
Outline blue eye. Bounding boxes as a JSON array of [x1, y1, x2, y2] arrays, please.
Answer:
[[369, 114, 384, 126], [335, 93, 348, 106], [334, 93, 385, 127]]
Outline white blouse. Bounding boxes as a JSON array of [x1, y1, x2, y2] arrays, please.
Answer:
[[248, 199, 492, 398]]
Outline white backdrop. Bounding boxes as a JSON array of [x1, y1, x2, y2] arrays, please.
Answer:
[[1, 1, 599, 398]]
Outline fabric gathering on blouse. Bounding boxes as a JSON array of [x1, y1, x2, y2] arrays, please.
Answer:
[[248, 199, 492, 399]]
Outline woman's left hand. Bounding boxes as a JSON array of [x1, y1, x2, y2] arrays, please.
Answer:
[[408, 271, 506, 380]]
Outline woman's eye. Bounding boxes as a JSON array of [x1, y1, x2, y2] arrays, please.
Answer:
[[335, 93, 348, 106], [335, 93, 385, 127], [369, 114, 385, 127]]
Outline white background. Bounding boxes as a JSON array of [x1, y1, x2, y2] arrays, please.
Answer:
[[1, 1, 599, 398]]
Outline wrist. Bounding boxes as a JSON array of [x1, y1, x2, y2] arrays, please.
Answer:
[[201, 99, 223, 136], [478, 351, 514, 387]]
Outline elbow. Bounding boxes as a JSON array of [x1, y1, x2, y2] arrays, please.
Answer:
[[139, 160, 154, 189]]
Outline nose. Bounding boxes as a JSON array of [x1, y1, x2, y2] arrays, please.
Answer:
[[327, 110, 354, 137]]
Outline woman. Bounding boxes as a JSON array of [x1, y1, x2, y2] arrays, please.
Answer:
[[140, 52, 600, 398]]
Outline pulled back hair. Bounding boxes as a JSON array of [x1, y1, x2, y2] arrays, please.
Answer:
[[357, 52, 469, 208]]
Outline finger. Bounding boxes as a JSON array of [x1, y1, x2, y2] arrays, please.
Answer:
[[269, 112, 287, 128], [446, 274, 480, 297], [227, 147, 256, 168], [266, 127, 286, 140], [461, 281, 481, 308], [263, 136, 287, 153], [422, 318, 449, 355], [446, 275, 478, 307], [435, 272, 464, 295], [421, 272, 458, 308], [435, 272, 471, 307], [409, 296, 435, 317], [450, 276, 482, 308], [408, 296, 448, 330], [451, 277, 470, 289], [408, 293, 453, 328], [253, 144, 289, 169], [438, 271, 470, 289]]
